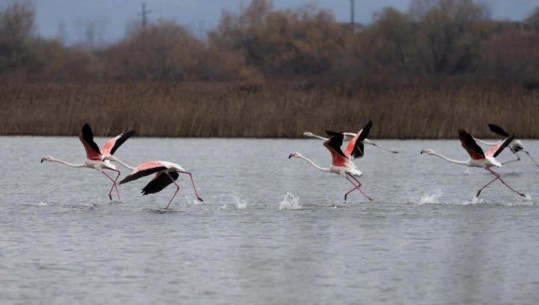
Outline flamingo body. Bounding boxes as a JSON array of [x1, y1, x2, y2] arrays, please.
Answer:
[[120, 160, 203, 209]]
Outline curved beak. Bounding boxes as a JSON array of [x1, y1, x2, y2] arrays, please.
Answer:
[[288, 153, 295, 159]]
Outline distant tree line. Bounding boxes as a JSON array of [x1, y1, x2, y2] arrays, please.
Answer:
[[1, 0, 539, 88]]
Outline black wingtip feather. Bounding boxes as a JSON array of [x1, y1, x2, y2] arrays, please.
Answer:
[[488, 124, 510, 137], [141, 172, 179, 195], [110, 129, 136, 155], [81, 123, 101, 155], [493, 134, 515, 158]]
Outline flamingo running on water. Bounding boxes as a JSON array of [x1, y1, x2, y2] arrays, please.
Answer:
[[421, 129, 527, 198], [474, 124, 538, 167], [40, 123, 135, 201], [289, 120, 374, 202], [119, 161, 203, 209]]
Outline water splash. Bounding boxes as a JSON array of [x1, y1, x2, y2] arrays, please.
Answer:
[[219, 195, 248, 210], [279, 192, 301, 210], [415, 188, 442, 205], [463, 196, 485, 205]]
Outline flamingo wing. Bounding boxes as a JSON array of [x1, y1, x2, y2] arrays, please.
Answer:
[[79, 124, 102, 160], [458, 129, 485, 160], [119, 161, 167, 184], [323, 133, 350, 167], [101, 130, 136, 156], [345, 120, 373, 158], [488, 124, 510, 137], [323, 133, 346, 158], [486, 134, 515, 158], [141, 172, 179, 195]]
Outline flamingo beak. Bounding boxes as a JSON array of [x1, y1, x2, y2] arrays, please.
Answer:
[[288, 153, 295, 159], [40, 158, 45, 163], [420, 150, 425, 154]]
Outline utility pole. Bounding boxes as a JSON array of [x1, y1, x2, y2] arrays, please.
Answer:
[[139, 3, 151, 30], [350, 0, 355, 26]]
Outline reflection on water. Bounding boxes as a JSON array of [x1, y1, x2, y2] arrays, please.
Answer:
[[0, 137, 538, 305]]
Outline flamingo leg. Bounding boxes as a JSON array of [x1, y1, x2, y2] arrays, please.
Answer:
[[501, 153, 521, 165], [164, 173, 180, 209], [344, 174, 373, 202], [484, 168, 526, 197], [523, 150, 539, 167], [177, 171, 204, 202], [100, 169, 121, 201]]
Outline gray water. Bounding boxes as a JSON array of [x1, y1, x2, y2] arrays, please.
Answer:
[[1, 137, 538, 305]]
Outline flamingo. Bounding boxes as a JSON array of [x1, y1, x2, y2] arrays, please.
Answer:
[[420, 129, 527, 198], [119, 161, 204, 209], [289, 120, 374, 202], [474, 124, 538, 167], [303, 129, 398, 154], [40, 123, 135, 201]]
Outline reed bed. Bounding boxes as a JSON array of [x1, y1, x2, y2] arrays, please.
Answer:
[[0, 82, 537, 138]]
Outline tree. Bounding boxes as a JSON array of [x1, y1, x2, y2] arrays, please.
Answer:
[[105, 20, 206, 81], [0, 0, 35, 74], [410, 0, 490, 74]]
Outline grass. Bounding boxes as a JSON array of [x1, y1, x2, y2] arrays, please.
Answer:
[[0, 82, 537, 138]]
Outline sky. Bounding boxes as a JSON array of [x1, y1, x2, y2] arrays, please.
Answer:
[[24, 0, 539, 44]]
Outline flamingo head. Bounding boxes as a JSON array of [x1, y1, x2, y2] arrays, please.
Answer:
[[288, 152, 302, 159], [40, 156, 53, 163], [420, 149, 435, 155], [511, 140, 524, 152], [302, 132, 314, 137]]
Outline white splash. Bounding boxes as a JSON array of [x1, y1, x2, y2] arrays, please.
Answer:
[[279, 192, 301, 210], [38, 201, 48, 206], [219, 195, 248, 210], [417, 188, 442, 204], [463, 196, 485, 205]]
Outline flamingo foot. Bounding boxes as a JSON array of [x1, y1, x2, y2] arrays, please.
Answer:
[[197, 197, 204, 202]]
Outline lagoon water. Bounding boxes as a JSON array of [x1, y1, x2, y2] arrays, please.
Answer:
[[1, 137, 538, 305]]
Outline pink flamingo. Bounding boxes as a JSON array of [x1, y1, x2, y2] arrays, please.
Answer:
[[289, 120, 374, 202], [119, 161, 204, 209], [41, 123, 135, 201], [421, 129, 527, 198]]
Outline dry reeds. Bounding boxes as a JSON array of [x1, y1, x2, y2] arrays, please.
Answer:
[[0, 82, 537, 138]]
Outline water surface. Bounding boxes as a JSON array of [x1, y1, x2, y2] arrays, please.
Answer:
[[1, 137, 538, 305]]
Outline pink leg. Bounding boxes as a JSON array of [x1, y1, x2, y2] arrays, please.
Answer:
[[101, 169, 121, 201], [344, 174, 373, 202], [177, 171, 204, 202], [476, 175, 500, 197], [164, 173, 180, 209], [486, 168, 526, 197]]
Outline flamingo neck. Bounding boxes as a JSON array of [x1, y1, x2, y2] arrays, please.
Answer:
[[109, 156, 135, 170], [298, 155, 331, 172], [47, 157, 86, 168], [430, 151, 470, 166]]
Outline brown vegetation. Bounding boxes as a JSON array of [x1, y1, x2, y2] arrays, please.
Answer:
[[1, 82, 536, 138], [0, 0, 538, 138]]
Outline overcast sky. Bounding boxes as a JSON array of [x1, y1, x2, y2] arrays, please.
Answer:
[[27, 0, 539, 44]]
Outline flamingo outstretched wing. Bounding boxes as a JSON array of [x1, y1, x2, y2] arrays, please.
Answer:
[[120, 161, 168, 184], [79, 124, 102, 161], [458, 129, 485, 160], [345, 120, 373, 159], [323, 133, 350, 167], [102, 130, 136, 156], [486, 134, 515, 158], [141, 172, 179, 195]]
